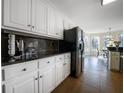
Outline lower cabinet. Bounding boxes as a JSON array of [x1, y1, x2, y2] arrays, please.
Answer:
[[55, 53, 71, 86], [63, 60, 70, 79], [39, 65, 56, 93], [5, 72, 38, 93], [55, 62, 63, 86], [2, 53, 71, 93]]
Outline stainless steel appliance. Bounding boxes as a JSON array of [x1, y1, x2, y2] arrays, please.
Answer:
[[64, 27, 84, 77]]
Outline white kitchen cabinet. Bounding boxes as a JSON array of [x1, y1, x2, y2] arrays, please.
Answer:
[[55, 55, 64, 86], [48, 8, 57, 37], [39, 66, 55, 93], [2, 0, 75, 39], [48, 8, 64, 39], [63, 17, 76, 30], [3, 0, 31, 30], [56, 14, 64, 39], [63, 59, 70, 79], [5, 72, 38, 93], [2, 53, 71, 93], [63, 18, 70, 30], [55, 53, 71, 86], [56, 62, 64, 86], [63, 53, 71, 79], [32, 0, 48, 35], [38, 57, 56, 93], [2, 60, 38, 81]]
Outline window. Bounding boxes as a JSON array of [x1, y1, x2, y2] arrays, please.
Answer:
[[119, 34, 123, 47], [84, 36, 89, 49], [91, 37, 99, 49]]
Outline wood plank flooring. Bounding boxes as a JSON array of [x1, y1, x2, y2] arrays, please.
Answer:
[[52, 56, 123, 93]]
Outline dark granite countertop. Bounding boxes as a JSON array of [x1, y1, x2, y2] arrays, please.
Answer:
[[107, 47, 123, 52], [2, 51, 71, 66]]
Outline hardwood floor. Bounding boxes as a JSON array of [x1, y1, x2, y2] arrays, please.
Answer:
[[52, 56, 123, 93]]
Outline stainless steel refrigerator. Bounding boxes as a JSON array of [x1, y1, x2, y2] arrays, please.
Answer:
[[64, 27, 84, 78]]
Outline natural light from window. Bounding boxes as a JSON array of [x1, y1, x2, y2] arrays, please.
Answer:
[[102, 0, 117, 5]]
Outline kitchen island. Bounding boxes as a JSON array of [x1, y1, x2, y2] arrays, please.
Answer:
[[107, 47, 123, 72]]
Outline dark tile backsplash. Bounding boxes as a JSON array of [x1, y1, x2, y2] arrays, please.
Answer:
[[1, 32, 9, 62], [1, 31, 60, 63]]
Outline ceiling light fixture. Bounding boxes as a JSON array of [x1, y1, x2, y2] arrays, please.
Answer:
[[101, 0, 117, 6]]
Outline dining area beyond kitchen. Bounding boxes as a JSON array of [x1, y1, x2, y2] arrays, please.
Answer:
[[83, 30, 123, 72]]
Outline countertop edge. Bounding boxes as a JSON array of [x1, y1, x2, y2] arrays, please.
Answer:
[[2, 52, 71, 67]]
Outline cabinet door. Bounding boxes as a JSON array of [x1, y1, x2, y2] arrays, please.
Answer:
[[5, 72, 38, 93], [32, 0, 48, 34], [56, 14, 64, 39], [63, 18, 70, 30], [39, 66, 55, 93], [56, 63, 63, 86], [48, 8, 57, 36], [3, 0, 31, 30], [66, 59, 71, 77], [63, 59, 70, 79]]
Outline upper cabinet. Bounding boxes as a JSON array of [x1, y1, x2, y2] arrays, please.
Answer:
[[63, 17, 76, 30], [2, 0, 75, 39], [3, 0, 31, 30], [32, 0, 48, 35], [48, 8, 57, 37], [48, 8, 64, 39], [56, 13, 64, 39]]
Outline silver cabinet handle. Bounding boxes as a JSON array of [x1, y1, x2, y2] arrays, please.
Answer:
[[27, 24, 31, 27], [2, 69, 5, 81], [35, 78, 38, 80], [22, 68, 26, 71], [32, 26, 35, 28], [47, 61, 50, 63], [2, 85, 5, 93], [63, 63, 66, 65]]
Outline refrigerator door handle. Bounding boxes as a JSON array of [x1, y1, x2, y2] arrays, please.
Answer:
[[79, 44, 82, 50], [81, 42, 84, 52]]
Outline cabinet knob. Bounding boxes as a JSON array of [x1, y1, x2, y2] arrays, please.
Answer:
[[63, 63, 66, 65], [47, 61, 50, 63], [40, 76, 43, 78], [32, 26, 35, 28], [35, 78, 38, 80], [56, 33, 58, 35], [27, 24, 31, 27], [22, 68, 26, 71], [64, 63, 66, 65]]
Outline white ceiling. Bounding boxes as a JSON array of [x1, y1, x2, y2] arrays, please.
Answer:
[[51, 0, 123, 33]]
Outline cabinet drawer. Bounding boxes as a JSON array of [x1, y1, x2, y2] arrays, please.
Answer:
[[55, 55, 64, 63], [39, 57, 55, 69], [2, 61, 38, 81]]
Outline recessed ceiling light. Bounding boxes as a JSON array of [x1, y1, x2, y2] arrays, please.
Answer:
[[101, 0, 117, 6]]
